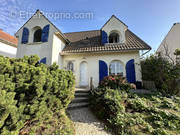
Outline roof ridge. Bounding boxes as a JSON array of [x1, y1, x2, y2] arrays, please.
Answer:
[[64, 29, 100, 34]]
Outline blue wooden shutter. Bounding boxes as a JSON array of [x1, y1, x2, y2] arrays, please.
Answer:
[[101, 31, 108, 45], [21, 27, 29, 44], [41, 24, 50, 42], [126, 59, 136, 83], [99, 60, 108, 82], [40, 57, 46, 64]]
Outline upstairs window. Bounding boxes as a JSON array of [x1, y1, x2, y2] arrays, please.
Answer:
[[33, 29, 42, 42], [67, 61, 74, 72], [109, 60, 123, 75], [109, 33, 119, 43]]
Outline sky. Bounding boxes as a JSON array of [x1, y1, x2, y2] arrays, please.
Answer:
[[0, 0, 180, 53]]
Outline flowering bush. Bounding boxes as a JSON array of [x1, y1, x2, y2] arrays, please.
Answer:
[[99, 75, 135, 91]]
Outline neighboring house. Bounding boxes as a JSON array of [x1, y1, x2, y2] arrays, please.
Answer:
[[15, 10, 151, 88], [157, 23, 180, 64], [0, 29, 17, 57]]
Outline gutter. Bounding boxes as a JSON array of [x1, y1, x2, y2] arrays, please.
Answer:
[[140, 49, 151, 59]]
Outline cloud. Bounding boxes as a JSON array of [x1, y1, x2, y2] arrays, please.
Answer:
[[0, 0, 36, 35]]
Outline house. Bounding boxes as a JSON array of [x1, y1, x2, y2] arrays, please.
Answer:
[[15, 10, 151, 88], [157, 23, 180, 64], [0, 29, 17, 57]]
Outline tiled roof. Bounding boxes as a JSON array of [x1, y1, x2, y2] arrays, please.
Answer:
[[0, 30, 18, 47], [62, 29, 151, 54]]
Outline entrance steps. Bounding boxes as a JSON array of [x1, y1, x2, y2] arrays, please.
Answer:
[[68, 89, 90, 110]]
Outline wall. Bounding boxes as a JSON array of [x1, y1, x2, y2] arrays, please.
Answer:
[[62, 51, 141, 88], [102, 16, 128, 43], [157, 23, 180, 63], [0, 42, 17, 57], [15, 11, 64, 65], [52, 34, 65, 67]]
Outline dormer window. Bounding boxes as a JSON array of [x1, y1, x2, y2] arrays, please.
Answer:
[[109, 32, 119, 43], [34, 28, 42, 42]]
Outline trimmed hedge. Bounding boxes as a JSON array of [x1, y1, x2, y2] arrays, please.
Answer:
[[0, 56, 75, 135]]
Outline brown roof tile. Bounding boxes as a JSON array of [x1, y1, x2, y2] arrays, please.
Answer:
[[62, 29, 151, 54], [0, 30, 18, 46]]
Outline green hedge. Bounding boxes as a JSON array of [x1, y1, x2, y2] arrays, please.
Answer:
[[90, 88, 180, 135], [0, 56, 75, 135]]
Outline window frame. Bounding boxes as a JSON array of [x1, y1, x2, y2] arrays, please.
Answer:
[[109, 60, 123, 76], [33, 29, 42, 42], [109, 32, 119, 43], [67, 61, 74, 72]]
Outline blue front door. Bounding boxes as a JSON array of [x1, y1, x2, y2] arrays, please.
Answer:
[[126, 59, 136, 83], [99, 60, 108, 82]]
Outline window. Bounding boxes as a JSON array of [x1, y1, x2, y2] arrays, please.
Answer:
[[109, 60, 123, 75], [67, 61, 74, 71], [21, 27, 29, 44], [33, 29, 42, 42], [109, 33, 119, 43]]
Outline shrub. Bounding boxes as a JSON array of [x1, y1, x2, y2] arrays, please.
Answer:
[[90, 88, 180, 135], [99, 75, 134, 91], [141, 54, 180, 95], [0, 55, 75, 135]]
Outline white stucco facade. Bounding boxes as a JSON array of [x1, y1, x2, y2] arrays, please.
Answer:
[[157, 23, 180, 63], [15, 11, 66, 65], [15, 10, 150, 89], [0, 42, 17, 57], [62, 51, 142, 88], [102, 16, 128, 43]]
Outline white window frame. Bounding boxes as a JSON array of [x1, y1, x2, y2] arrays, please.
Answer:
[[109, 60, 123, 75]]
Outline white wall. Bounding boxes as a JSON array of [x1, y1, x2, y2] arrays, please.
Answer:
[[63, 51, 141, 88], [15, 11, 65, 65], [157, 23, 180, 63], [0, 42, 17, 57], [102, 16, 128, 43], [52, 34, 65, 67]]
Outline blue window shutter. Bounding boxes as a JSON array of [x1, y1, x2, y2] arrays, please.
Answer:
[[126, 59, 136, 83], [101, 31, 108, 45], [41, 24, 50, 42], [40, 57, 46, 64], [21, 27, 29, 44], [99, 60, 108, 82]]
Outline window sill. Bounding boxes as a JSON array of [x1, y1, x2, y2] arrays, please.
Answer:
[[22, 42, 47, 45]]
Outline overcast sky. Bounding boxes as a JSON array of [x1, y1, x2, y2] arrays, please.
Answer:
[[1, 0, 180, 53]]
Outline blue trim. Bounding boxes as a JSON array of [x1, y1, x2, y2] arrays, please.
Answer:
[[99, 60, 108, 82], [41, 24, 50, 42], [40, 57, 46, 64], [21, 27, 29, 44], [126, 59, 136, 83], [101, 31, 108, 44]]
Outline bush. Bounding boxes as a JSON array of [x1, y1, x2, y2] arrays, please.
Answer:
[[0, 56, 75, 135], [99, 75, 135, 91], [90, 88, 180, 135], [141, 54, 180, 95]]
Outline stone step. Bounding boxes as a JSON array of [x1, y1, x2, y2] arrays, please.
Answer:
[[75, 90, 90, 93], [75, 92, 89, 98], [68, 102, 89, 110], [71, 97, 89, 103]]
